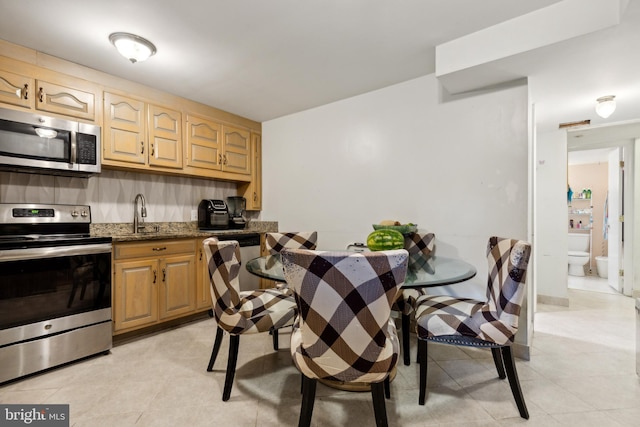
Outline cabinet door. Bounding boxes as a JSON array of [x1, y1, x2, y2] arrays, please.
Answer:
[[36, 80, 95, 121], [148, 104, 183, 169], [222, 125, 251, 175], [185, 114, 222, 171], [196, 240, 213, 310], [113, 259, 159, 332], [103, 92, 147, 165], [159, 254, 196, 319], [0, 70, 32, 109], [246, 133, 262, 210]]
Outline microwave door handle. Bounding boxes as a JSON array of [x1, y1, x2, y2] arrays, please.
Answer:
[[70, 131, 77, 164]]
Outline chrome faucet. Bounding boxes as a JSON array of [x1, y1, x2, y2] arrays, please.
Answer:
[[133, 193, 147, 233]]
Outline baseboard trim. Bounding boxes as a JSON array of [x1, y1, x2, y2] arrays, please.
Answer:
[[537, 294, 570, 307]]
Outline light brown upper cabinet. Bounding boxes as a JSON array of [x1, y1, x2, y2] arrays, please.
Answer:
[[241, 132, 262, 210], [103, 92, 183, 170], [185, 115, 251, 176], [103, 92, 145, 165], [185, 113, 222, 171], [222, 125, 251, 175], [0, 70, 32, 109], [0, 68, 96, 121], [36, 80, 95, 121], [148, 104, 183, 169]]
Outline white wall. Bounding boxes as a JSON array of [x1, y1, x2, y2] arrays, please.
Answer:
[[262, 74, 529, 302], [534, 129, 570, 304]]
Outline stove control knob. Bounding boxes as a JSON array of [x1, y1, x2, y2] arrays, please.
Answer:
[[81, 210, 88, 217], [71, 210, 79, 218]]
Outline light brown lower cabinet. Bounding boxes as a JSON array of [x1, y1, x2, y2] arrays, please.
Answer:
[[196, 238, 213, 310], [113, 239, 198, 334]]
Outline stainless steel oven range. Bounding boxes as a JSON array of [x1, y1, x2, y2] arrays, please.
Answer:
[[0, 203, 112, 384]]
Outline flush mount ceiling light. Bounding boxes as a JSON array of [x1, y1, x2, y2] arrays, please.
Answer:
[[595, 95, 616, 118], [109, 32, 157, 63]]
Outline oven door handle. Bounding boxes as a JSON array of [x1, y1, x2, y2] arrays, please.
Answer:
[[0, 243, 112, 262]]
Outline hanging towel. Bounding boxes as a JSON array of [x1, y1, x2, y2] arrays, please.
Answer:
[[602, 191, 608, 240]]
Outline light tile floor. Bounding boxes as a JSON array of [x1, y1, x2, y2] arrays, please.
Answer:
[[568, 274, 619, 295], [1, 288, 638, 426]]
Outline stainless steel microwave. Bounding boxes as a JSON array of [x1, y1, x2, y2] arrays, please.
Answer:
[[0, 107, 101, 176]]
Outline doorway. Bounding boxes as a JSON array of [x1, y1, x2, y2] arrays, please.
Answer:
[[566, 126, 636, 297], [567, 148, 620, 295]]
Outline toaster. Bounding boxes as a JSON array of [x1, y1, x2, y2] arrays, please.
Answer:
[[198, 199, 229, 230]]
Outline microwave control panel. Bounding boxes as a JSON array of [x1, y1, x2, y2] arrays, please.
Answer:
[[77, 133, 97, 165]]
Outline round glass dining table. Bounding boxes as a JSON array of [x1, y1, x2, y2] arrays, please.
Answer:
[[245, 252, 477, 289]]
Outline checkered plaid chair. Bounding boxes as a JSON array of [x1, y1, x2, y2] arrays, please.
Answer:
[[282, 248, 409, 427], [395, 232, 435, 365], [265, 231, 318, 255], [203, 237, 297, 401], [414, 236, 531, 419], [265, 231, 318, 289]]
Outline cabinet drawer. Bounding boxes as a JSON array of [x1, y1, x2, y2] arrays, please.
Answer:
[[114, 239, 196, 260]]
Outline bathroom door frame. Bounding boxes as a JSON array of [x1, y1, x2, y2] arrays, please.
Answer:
[[567, 125, 636, 297], [608, 147, 623, 292]]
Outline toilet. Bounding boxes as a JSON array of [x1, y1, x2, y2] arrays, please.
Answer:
[[568, 233, 590, 276], [596, 256, 608, 279]]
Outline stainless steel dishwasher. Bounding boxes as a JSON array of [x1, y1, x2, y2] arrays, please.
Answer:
[[216, 233, 261, 291]]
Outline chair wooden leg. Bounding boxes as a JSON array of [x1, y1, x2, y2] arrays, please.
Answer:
[[418, 339, 428, 405], [222, 334, 240, 401], [384, 376, 391, 399], [402, 313, 411, 366], [491, 347, 506, 379], [371, 381, 389, 427], [501, 346, 529, 419], [298, 376, 317, 427], [272, 328, 279, 350], [207, 326, 224, 371]]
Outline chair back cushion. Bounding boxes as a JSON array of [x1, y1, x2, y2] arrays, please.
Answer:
[[404, 232, 435, 261], [265, 231, 318, 255], [203, 237, 243, 320], [282, 249, 408, 383], [396, 232, 435, 316], [484, 236, 532, 337]]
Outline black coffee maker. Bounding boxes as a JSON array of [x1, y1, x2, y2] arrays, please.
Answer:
[[226, 196, 247, 229]]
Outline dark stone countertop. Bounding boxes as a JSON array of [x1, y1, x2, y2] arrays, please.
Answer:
[[91, 221, 277, 243]]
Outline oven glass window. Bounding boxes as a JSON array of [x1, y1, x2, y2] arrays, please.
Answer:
[[0, 251, 111, 330]]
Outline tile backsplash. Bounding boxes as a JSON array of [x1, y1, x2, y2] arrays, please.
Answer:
[[0, 170, 241, 223]]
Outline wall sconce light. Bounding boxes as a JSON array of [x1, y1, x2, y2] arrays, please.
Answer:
[[595, 95, 616, 118], [109, 32, 157, 63]]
